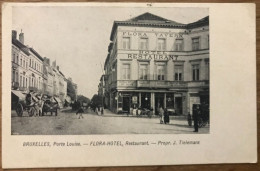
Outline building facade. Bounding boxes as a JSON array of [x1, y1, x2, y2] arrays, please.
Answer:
[[11, 31, 31, 92], [103, 13, 209, 115], [11, 30, 74, 107]]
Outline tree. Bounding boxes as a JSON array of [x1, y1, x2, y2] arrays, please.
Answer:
[[77, 95, 90, 104], [67, 79, 76, 101], [91, 94, 102, 107]]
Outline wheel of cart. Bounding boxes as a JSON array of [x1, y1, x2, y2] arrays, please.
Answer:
[[16, 102, 23, 117]]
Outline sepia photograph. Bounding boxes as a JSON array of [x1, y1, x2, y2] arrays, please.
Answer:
[[2, 3, 256, 169], [11, 6, 210, 135]]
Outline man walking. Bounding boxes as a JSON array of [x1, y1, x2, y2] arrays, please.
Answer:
[[76, 101, 84, 119], [193, 104, 200, 132]]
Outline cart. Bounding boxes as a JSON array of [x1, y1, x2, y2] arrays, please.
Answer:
[[16, 92, 38, 117]]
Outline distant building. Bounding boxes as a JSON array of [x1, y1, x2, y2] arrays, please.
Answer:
[[103, 13, 209, 115]]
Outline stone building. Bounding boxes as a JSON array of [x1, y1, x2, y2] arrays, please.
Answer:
[[103, 12, 209, 115], [11, 30, 30, 92]]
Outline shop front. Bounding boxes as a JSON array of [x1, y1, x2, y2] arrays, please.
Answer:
[[111, 90, 188, 115]]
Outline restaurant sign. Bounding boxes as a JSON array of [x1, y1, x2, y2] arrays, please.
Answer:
[[127, 50, 178, 61]]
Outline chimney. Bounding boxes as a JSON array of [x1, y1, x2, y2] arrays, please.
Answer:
[[47, 58, 50, 65], [19, 30, 24, 44], [52, 60, 56, 68], [12, 30, 17, 39], [57, 66, 59, 71]]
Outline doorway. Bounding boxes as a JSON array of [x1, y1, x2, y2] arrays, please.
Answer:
[[175, 97, 183, 115], [155, 93, 165, 115], [122, 96, 130, 113]]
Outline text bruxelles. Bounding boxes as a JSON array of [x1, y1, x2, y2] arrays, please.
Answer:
[[127, 50, 178, 61]]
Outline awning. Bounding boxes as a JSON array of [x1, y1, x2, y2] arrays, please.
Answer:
[[65, 96, 71, 103], [54, 97, 62, 103], [11, 90, 26, 101]]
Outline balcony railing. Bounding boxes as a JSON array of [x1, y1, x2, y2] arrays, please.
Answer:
[[110, 80, 209, 89]]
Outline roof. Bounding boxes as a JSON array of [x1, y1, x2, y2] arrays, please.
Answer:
[[29, 48, 44, 61], [110, 12, 185, 41], [12, 38, 30, 56], [187, 16, 209, 29], [110, 13, 209, 41]]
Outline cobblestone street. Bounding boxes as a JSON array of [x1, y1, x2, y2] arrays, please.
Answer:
[[11, 108, 209, 135]]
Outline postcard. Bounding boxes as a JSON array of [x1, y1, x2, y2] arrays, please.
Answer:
[[2, 2, 257, 168]]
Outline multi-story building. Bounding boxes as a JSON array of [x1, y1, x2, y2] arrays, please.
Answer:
[[28, 47, 44, 93], [11, 30, 30, 92], [11, 30, 74, 109], [43, 57, 54, 96], [103, 12, 209, 115]]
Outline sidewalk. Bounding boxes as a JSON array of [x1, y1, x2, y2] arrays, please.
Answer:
[[103, 109, 187, 120]]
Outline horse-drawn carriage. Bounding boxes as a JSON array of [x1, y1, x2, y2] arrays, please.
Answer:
[[15, 92, 59, 117], [15, 92, 42, 117]]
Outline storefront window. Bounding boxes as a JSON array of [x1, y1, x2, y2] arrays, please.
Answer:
[[122, 64, 130, 80], [139, 64, 148, 80], [174, 65, 183, 81]]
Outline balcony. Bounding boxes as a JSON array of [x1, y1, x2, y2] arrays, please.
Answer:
[[110, 80, 209, 90], [110, 80, 136, 89]]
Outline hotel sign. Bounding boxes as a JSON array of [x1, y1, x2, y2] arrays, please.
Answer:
[[127, 50, 178, 61], [122, 31, 183, 38]]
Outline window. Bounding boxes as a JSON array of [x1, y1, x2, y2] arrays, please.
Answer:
[[208, 35, 210, 49], [20, 75, 22, 87], [157, 38, 166, 51], [16, 56, 18, 64], [23, 60, 25, 68], [26, 78, 28, 87], [205, 62, 209, 80], [157, 64, 166, 80], [175, 39, 183, 51], [122, 64, 130, 80], [174, 65, 183, 81], [122, 37, 130, 49], [12, 70, 15, 82], [192, 37, 200, 50], [22, 76, 25, 87], [15, 72, 18, 82], [192, 64, 200, 81], [139, 64, 148, 80], [20, 58, 22, 66], [139, 38, 148, 50], [30, 59, 31, 67], [12, 54, 15, 62]]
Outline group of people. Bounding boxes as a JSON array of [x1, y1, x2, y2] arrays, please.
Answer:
[[25, 92, 45, 117], [158, 106, 170, 124]]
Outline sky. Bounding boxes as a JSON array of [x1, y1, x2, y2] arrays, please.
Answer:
[[12, 6, 208, 99]]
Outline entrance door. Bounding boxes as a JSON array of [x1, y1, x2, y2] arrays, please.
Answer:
[[155, 93, 164, 115], [122, 96, 130, 113], [175, 97, 183, 115]]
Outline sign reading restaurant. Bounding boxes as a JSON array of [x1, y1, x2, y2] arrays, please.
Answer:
[[127, 50, 178, 61]]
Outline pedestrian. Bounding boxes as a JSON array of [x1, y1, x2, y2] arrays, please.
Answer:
[[193, 105, 200, 132], [76, 102, 84, 119], [159, 106, 164, 124], [164, 108, 169, 124]]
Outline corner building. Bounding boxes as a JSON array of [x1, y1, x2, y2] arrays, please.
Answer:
[[104, 13, 209, 115]]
